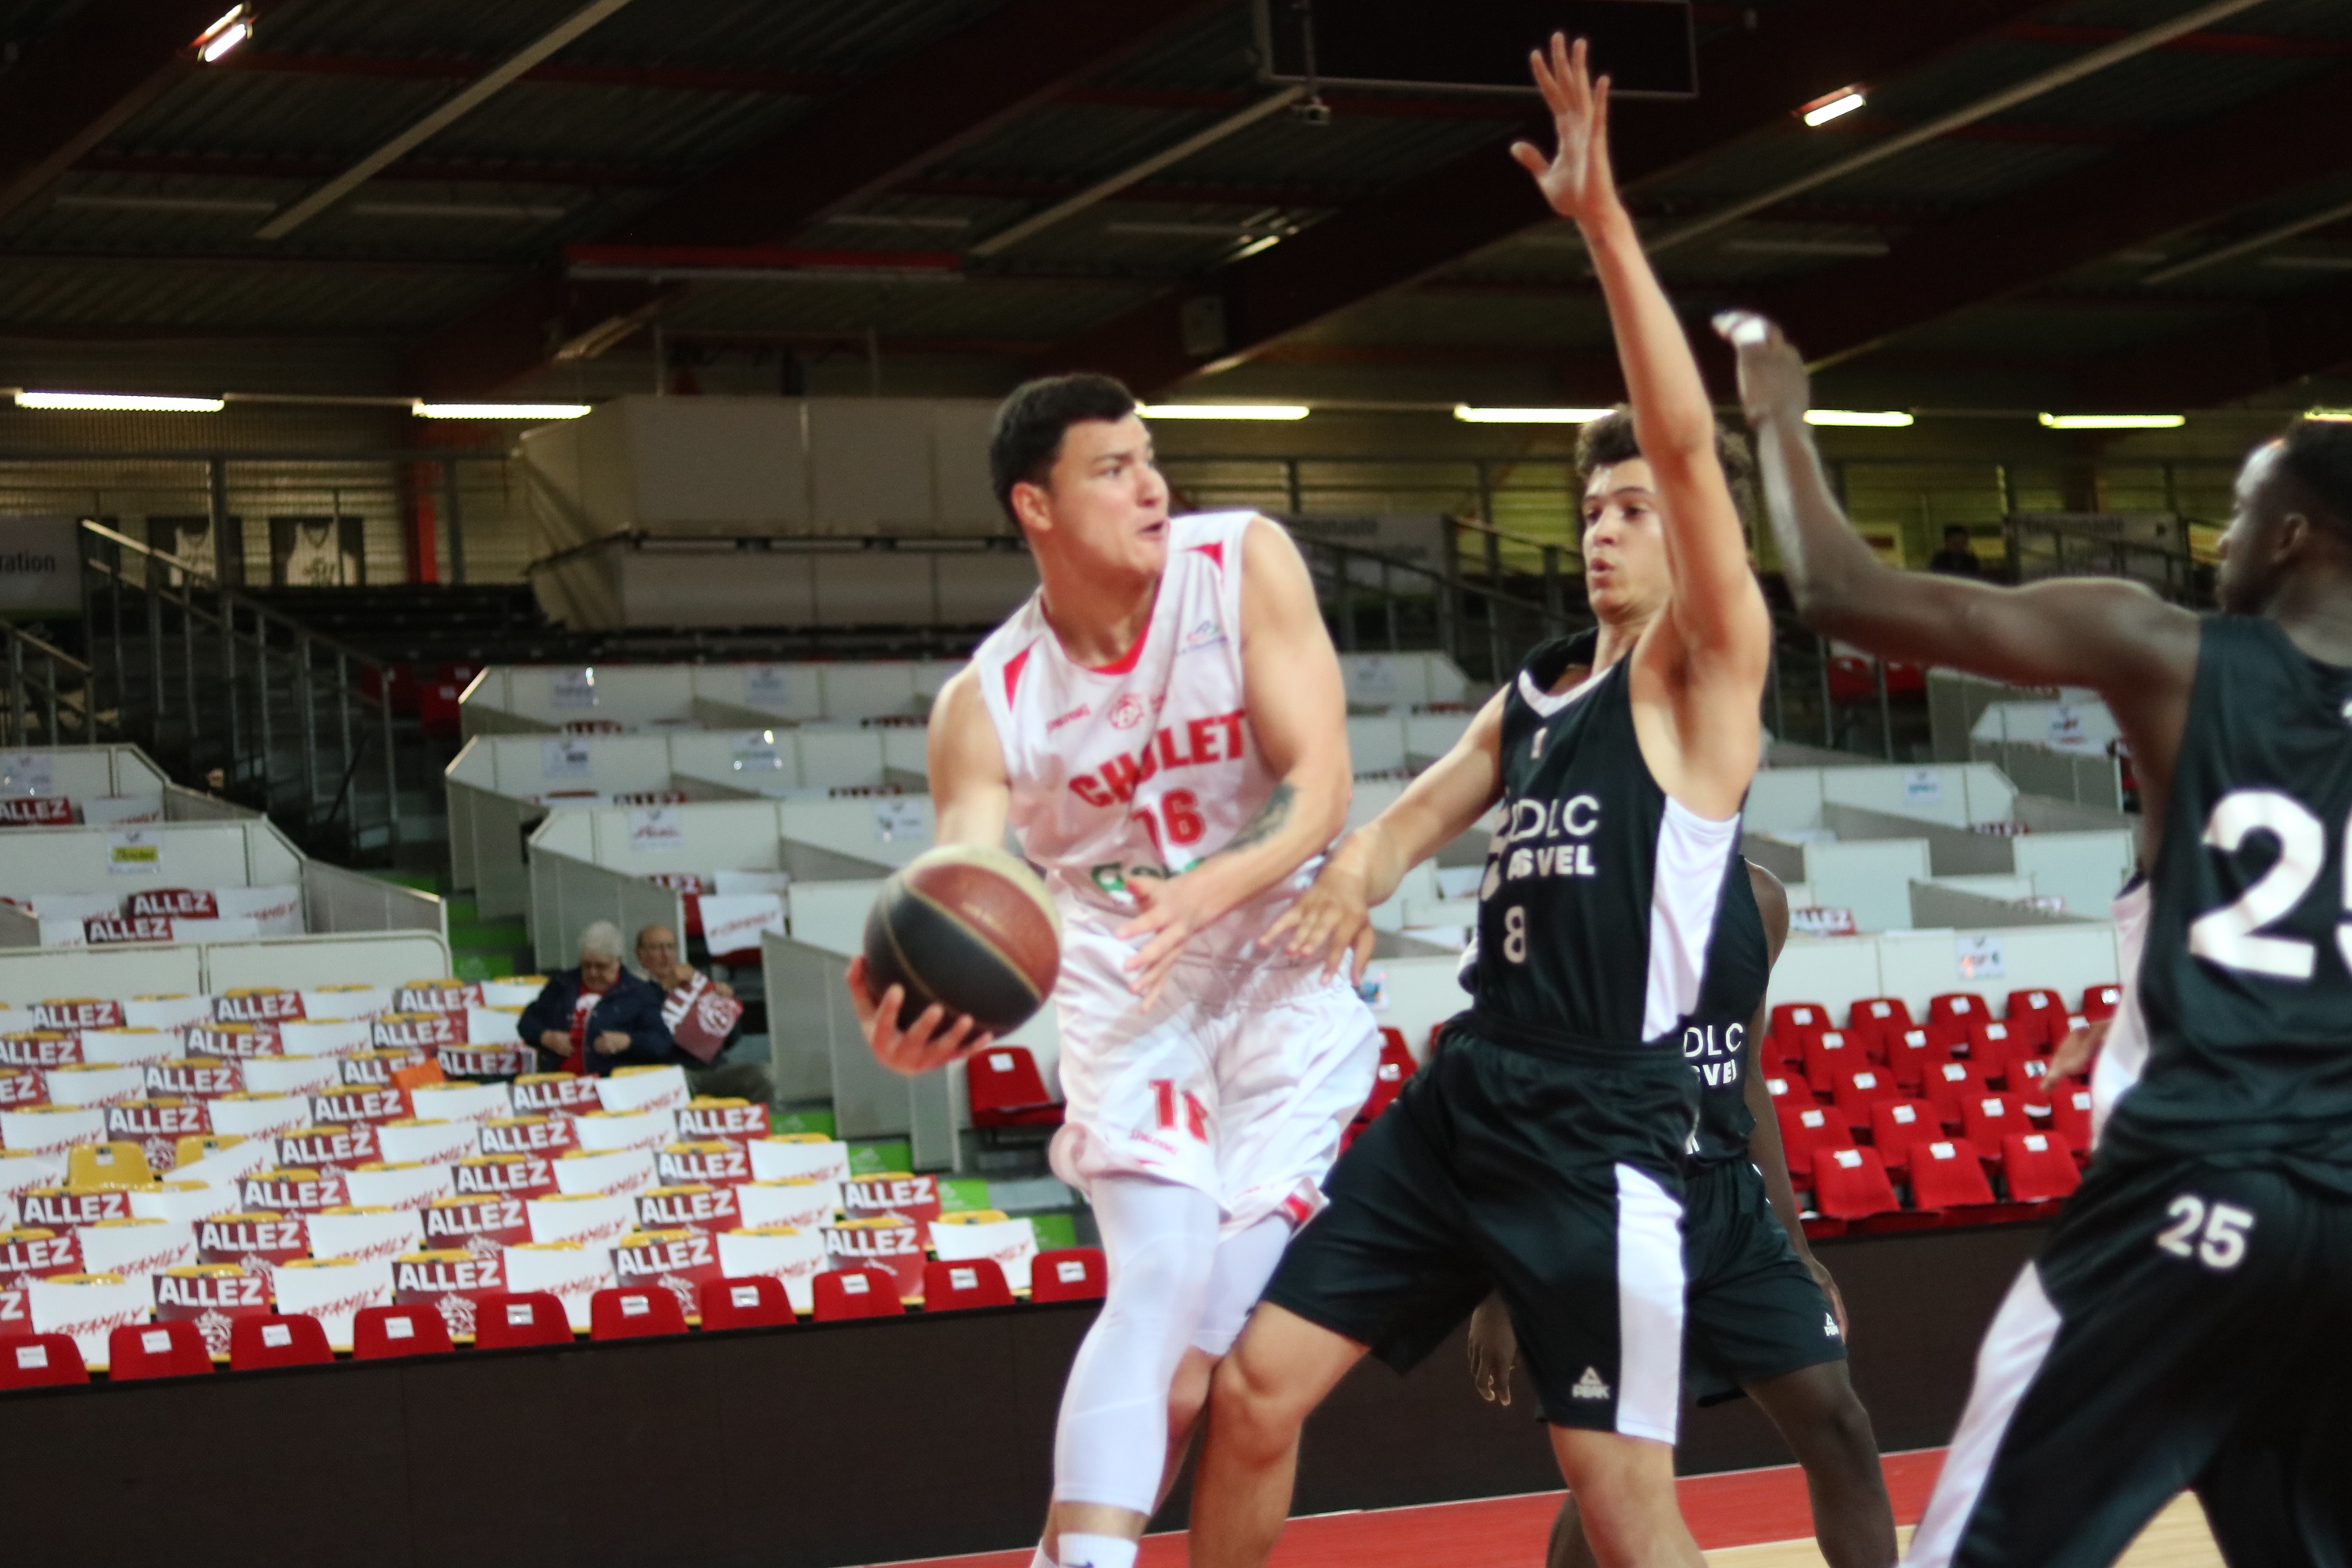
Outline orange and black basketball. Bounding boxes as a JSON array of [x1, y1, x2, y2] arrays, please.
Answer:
[[862, 845, 1062, 1036]]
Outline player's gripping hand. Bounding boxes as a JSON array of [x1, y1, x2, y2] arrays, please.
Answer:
[[1509, 34, 1616, 227], [844, 955, 993, 1076], [1810, 1257, 1850, 1341], [1117, 869, 1228, 1009], [1716, 309, 1812, 428], [1466, 1292, 1519, 1406], [1265, 861, 1378, 984]]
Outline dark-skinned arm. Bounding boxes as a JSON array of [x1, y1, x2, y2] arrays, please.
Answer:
[[1736, 863, 1847, 1334], [1724, 314, 2202, 818]]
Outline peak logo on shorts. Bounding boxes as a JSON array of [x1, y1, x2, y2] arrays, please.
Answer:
[[1570, 1366, 1611, 1400]]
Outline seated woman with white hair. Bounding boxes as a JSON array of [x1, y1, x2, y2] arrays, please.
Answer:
[[516, 919, 678, 1076]]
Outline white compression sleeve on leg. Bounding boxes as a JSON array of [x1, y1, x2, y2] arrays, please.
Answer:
[[1052, 1175, 1221, 1515], [1192, 1212, 1294, 1355]]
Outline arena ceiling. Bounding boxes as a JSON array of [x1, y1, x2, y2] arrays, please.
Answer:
[[3, 0, 2352, 416]]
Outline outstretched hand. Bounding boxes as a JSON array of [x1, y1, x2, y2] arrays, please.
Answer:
[[1263, 861, 1378, 984], [1510, 34, 1616, 225], [1117, 869, 1228, 1009], [845, 954, 993, 1076], [1716, 309, 1812, 428]]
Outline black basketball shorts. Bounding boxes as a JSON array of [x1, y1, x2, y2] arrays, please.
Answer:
[[1680, 1158, 1845, 1405], [1260, 1025, 1693, 1441], [1906, 1152, 2352, 1568]]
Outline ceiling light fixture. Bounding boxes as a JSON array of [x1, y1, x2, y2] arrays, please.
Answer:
[[194, 5, 252, 63], [412, 401, 592, 420], [2038, 413, 2184, 430], [2303, 409, 2352, 423], [1805, 409, 1914, 428], [1232, 235, 1283, 260], [1138, 404, 1309, 421], [14, 390, 224, 412], [1453, 405, 1612, 424], [1800, 89, 1866, 128]]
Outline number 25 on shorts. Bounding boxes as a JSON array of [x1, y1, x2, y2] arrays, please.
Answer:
[[2154, 1193, 2254, 1271]]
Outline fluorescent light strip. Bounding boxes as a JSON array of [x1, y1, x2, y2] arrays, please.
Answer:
[[15, 391, 224, 412], [196, 6, 250, 63], [1139, 404, 1309, 421], [1802, 91, 1866, 128], [2038, 413, 2184, 430], [2304, 409, 2352, 423], [1453, 405, 1612, 424], [413, 401, 591, 420], [1805, 409, 1914, 428]]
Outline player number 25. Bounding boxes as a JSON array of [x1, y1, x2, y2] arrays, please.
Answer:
[[2185, 788, 2351, 981], [2154, 1193, 2253, 1271]]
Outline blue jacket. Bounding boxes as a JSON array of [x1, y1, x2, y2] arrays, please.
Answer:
[[515, 967, 677, 1075]]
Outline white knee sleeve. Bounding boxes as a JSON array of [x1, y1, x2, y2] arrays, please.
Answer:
[[1191, 1213, 1293, 1356], [1052, 1177, 1221, 1514]]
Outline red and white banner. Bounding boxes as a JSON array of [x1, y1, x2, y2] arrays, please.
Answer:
[[338, 1047, 430, 1087], [596, 1065, 689, 1116], [310, 1085, 409, 1129], [613, 1227, 722, 1321], [42, 1062, 147, 1108], [298, 985, 390, 1021], [128, 888, 216, 920], [275, 1020, 371, 1059], [106, 1098, 209, 1169], [211, 885, 302, 937], [477, 979, 547, 1009], [205, 1092, 312, 1141], [127, 1182, 236, 1226], [0, 1032, 81, 1069], [370, 1012, 462, 1053], [424, 1193, 532, 1256], [153, 1265, 270, 1360], [552, 1147, 656, 1198], [695, 895, 783, 964], [736, 1179, 839, 1232], [76, 1217, 197, 1280], [438, 1042, 531, 1079], [32, 998, 123, 1032], [748, 1136, 850, 1185], [83, 914, 178, 946], [462, 1004, 526, 1047], [197, 1212, 310, 1280], [716, 1227, 827, 1314], [122, 995, 210, 1032], [213, 989, 305, 1026], [405, 1081, 511, 1125], [499, 1241, 613, 1331], [0, 1066, 46, 1110], [659, 974, 743, 1065], [0, 1105, 106, 1153], [677, 1099, 767, 1142], [823, 1216, 925, 1302], [278, 1121, 384, 1171], [239, 1055, 341, 1098], [145, 1058, 241, 1099], [28, 1273, 151, 1371], [636, 1182, 741, 1235], [306, 1206, 424, 1266], [574, 1108, 676, 1155], [526, 1191, 635, 1250], [21, 1187, 133, 1229], [378, 1118, 483, 1167], [239, 1167, 350, 1214], [512, 1073, 603, 1117], [453, 1154, 556, 1203], [0, 796, 74, 826], [187, 1022, 282, 1060], [396, 980, 479, 1014], [929, 1216, 1039, 1295], [479, 1114, 580, 1159], [77, 1028, 177, 1067], [655, 1140, 752, 1187], [345, 1163, 457, 1212]]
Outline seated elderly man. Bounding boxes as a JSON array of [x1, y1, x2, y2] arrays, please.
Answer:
[[518, 920, 677, 1076], [635, 922, 772, 1104]]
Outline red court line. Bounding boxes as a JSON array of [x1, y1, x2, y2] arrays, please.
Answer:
[[871, 1448, 1948, 1567]]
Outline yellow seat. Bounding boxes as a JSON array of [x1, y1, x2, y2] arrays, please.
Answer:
[[173, 1133, 245, 1169], [67, 1142, 156, 1189]]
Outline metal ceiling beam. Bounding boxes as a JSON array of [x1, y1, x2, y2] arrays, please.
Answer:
[[0, 0, 231, 223], [255, 0, 641, 240], [1760, 58, 2352, 371], [1033, 0, 2056, 394], [409, 0, 1223, 395], [2069, 282, 2352, 413]]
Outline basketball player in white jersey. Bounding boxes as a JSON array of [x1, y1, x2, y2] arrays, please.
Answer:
[[844, 374, 1377, 1568]]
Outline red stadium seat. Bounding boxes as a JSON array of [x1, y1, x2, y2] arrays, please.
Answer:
[[968, 1046, 1063, 1129], [2049, 1086, 2095, 1156], [1884, 1027, 1954, 1094], [1801, 1030, 1862, 1095], [2079, 984, 2122, 1022], [1769, 1003, 1830, 1042], [1923, 1060, 1993, 1125], [1909, 1138, 1996, 1211], [352, 1304, 454, 1360], [228, 1314, 334, 1370], [1961, 1093, 2032, 1165], [2004, 987, 2063, 1034], [1031, 1248, 1108, 1303], [1776, 1102, 1845, 1177], [1928, 992, 1986, 1027], [1966, 1020, 2033, 1084], [1847, 996, 1913, 1033], [1810, 1146, 1900, 1221], [812, 1267, 904, 1321], [1832, 1068, 1900, 1129], [1868, 1099, 1938, 1174], [922, 1257, 1015, 1313], [700, 1276, 795, 1331], [108, 1320, 213, 1380], [0, 1333, 88, 1389], [472, 1291, 573, 1348], [591, 1287, 689, 1340], [1762, 1076, 1794, 1111], [2011, 1057, 2056, 1111], [2003, 1133, 2082, 1203], [2052, 1013, 2094, 1074]]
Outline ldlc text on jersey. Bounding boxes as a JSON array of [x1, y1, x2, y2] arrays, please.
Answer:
[[1492, 791, 1604, 884]]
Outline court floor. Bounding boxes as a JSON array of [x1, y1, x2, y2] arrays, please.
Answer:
[[876, 1449, 2221, 1567]]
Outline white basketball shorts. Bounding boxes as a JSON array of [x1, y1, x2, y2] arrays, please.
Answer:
[[1046, 922, 1381, 1234]]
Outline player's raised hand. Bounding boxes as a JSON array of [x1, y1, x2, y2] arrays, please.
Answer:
[[1716, 309, 1812, 428], [1510, 34, 1616, 226], [2050, 1014, 2109, 1080], [845, 954, 993, 1076], [1117, 871, 1223, 1008], [1264, 861, 1378, 984]]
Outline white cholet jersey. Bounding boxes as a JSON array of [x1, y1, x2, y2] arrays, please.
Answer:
[[971, 511, 1317, 963]]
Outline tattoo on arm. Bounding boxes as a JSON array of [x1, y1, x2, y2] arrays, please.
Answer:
[[1212, 781, 1295, 858]]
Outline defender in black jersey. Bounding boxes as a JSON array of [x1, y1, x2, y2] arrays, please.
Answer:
[[1449, 854, 1895, 1568], [1733, 312, 2352, 1568], [1189, 38, 1774, 1568]]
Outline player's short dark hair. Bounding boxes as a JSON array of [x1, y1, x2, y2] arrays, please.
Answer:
[[2275, 417, 2352, 535], [1572, 405, 1752, 507], [989, 373, 1138, 519]]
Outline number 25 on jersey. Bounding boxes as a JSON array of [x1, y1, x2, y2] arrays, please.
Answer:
[[2188, 788, 2352, 981]]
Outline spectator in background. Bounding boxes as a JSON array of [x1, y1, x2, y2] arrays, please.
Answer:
[[635, 923, 773, 1104], [518, 920, 676, 1076], [1928, 523, 1984, 576]]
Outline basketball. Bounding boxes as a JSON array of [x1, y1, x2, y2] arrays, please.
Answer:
[[861, 844, 1062, 1036]]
